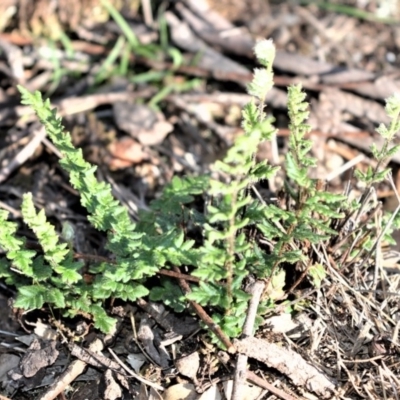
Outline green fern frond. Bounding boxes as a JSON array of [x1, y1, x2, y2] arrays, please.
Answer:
[[21, 193, 69, 266], [0, 210, 36, 278], [18, 86, 143, 260], [286, 84, 315, 189]]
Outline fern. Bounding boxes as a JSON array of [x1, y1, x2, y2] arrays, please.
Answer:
[[186, 40, 279, 339], [0, 210, 36, 279], [356, 94, 400, 186], [0, 40, 398, 345]]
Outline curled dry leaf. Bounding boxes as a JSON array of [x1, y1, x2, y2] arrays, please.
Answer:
[[19, 338, 59, 378], [107, 136, 149, 169]]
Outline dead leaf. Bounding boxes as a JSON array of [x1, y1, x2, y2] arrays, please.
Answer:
[[126, 353, 146, 373], [264, 313, 300, 334], [107, 136, 148, 169], [20, 338, 59, 378], [162, 383, 197, 400], [138, 120, 173, 146], [113, 102, 173, 146], [175, 352, 199, 381]]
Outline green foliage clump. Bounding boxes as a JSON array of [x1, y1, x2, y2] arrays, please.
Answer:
[[0, 39, 399, 345]]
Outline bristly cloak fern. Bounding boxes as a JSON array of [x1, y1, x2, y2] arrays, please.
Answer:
[[0, 40, 399, 344]]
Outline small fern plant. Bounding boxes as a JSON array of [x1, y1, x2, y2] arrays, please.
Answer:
[[0, 86, 201, 332], [172, 40, 349, 340], [0, 39, 399, 346]]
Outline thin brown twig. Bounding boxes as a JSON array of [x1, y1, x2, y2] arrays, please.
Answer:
[[157, 269, 200, 283], [172, 266, 235, 352], [246, 370, 302, 400]]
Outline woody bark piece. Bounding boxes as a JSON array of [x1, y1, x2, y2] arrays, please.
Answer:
[[165, 11, 250, 80], [176, 2, 254, 57], [19, 337, 59, 378], [234, 337, 336, 399], [102, 369, 122, 400]]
